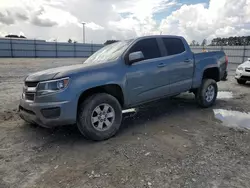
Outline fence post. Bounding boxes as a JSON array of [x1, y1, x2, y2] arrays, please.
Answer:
[[74, 42, 76, 57], [10, 39, 13, 58], [55, 41, 58, 58], [34, 39, 37, 58], [91, 41, 93, 55], [242, 45, 246, 63], [220, 45, 223, 51]]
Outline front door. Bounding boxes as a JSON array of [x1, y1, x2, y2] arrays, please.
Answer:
[[125, 38, 170, 105]]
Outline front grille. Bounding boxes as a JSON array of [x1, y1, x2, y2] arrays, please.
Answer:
[[240, 76, 250, 81], [25, 81, 39, 87], [25, 93, 35, 101], [245, 68, 250, 72], [23, 81, 38, 101]]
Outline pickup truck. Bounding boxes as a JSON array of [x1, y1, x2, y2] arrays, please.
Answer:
[[19, 35, 228, 141]]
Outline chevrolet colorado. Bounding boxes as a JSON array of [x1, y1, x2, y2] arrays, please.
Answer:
[[19, 35, 228, 140]]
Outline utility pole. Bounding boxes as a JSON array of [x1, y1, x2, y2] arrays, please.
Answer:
[[82, 22, 86, 43]]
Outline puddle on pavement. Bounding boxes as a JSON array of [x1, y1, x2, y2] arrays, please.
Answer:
[[213, 109, 250, 130], [217, 91, 233, 99]]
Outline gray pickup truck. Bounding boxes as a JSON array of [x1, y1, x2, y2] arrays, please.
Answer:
[[19, 35, 228, 140]]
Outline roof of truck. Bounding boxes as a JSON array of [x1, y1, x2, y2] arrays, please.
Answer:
[[139, 35, 182, 38]]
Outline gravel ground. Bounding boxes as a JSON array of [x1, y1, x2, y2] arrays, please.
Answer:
[[1, 59, 250, 188]]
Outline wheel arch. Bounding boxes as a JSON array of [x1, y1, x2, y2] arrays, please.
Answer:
[[202, 67, 220, 82], [77, 84, 125, 109]]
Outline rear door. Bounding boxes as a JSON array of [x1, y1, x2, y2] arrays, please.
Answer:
[[126, 38, 170, 105], [161, 37, 194, 94]]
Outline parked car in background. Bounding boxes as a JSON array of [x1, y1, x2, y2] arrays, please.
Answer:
[[19, 35, 228, 141], [235, 58, 250, 84]]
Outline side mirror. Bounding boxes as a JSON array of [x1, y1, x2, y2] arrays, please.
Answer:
[[128, 51, 144, 64]]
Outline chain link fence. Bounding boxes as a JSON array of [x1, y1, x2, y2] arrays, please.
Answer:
[[191, 46, 250, 64], [0, 38, 103, 58], [1, 38, 250, 65]]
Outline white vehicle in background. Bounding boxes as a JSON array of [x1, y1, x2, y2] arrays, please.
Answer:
[[235, 58, 250, 84]]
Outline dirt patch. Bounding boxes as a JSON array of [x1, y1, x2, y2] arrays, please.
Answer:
[[1, 59, 250, 188]]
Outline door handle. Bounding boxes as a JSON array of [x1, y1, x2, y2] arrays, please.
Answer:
[[157, 63, 166, 68], [184, 59, 191, 63]]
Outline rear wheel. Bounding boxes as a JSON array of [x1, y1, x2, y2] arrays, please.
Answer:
[[221, 71, 227, 81], [237, 79, 246, 85], [77, 93, 122, 141], [196, 79, 218, 108]]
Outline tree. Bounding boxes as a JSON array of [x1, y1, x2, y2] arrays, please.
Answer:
[[201, 39, 207, 46], [210, 36, 250, 46], [104, 40, 119, 46], [68, 38, 72, 43], [5, 34, 26, 39], [190, 40, 196, 46]]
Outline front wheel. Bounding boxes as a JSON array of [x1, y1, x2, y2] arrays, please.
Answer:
[[237, 79, 246, 85], [196, 79, 218, 108], [77, 93, 122, 141]]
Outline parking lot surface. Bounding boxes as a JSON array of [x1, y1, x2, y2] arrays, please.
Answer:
[[1, 59, 250, 188]]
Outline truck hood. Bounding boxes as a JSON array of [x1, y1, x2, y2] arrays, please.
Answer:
[[25, 63, 98, 82]]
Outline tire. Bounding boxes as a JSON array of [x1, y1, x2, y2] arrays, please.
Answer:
[[196, 79, 218, 108], [77, 93, 122, 141], [237, 79, 246, 85], [221, 71, 227, 81]]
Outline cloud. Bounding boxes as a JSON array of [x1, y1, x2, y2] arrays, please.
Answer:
[[15, 12, 29, 21], [0, 11, 15, 25], [31, 16, 58, 27], [0, 0, 250, 44], [0, 30, 8, 37], [109, 0, 177, 36], [159, 0, 250, 43], [85, 22, 104, 30]]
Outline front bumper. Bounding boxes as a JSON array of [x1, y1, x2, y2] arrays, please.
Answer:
[[235, 69, 250, 80], [19, 98, 76, 128]]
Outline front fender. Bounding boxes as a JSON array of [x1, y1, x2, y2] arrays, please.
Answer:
[[72, 70, 127, 104]]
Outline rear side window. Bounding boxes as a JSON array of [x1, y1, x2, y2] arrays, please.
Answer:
[[163, 38, 185, 56], [128, 38, 161, 60]]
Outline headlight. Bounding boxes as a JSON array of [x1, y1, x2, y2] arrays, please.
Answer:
[[36, 77, 69, 96], [238, 67, 244, 71]]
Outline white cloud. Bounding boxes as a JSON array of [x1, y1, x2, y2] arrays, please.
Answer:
[[0, 30, 8, 37], [85, 22, 104, 31], [30, 6, 79, 27], [0, 0, 250, 44], [109, 0, 176, 36], [159, 0, 250, 43]]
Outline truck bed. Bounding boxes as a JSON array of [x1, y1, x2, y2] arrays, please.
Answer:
[[191, 51, 227, 88]]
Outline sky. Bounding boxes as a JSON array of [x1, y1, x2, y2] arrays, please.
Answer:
[[0, 0, 249, 44]]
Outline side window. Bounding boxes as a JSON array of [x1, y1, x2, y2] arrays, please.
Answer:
[[128, 38, 161, 60], [163, 38, 185, 56]]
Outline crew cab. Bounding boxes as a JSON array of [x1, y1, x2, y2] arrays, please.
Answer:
[[19, 35, 228, 141]]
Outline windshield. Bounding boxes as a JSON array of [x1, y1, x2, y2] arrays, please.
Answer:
[[84, 40, 133, 64]]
